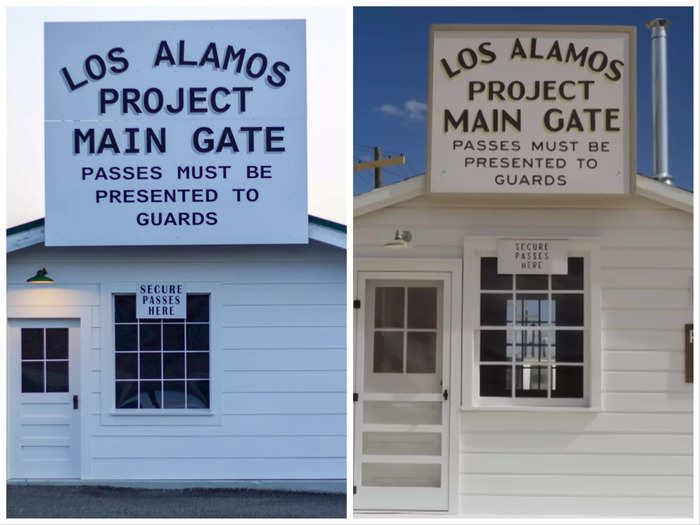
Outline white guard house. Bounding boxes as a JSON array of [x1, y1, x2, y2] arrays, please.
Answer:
[[6, 215, 346, 488], [353, 173, 693, 516]]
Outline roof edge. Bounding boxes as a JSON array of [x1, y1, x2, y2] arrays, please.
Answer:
[[7, 216, 346, 252], [355, 173, 693, 216]]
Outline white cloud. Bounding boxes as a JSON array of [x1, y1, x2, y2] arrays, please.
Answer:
[[378, 99, 427, 121]]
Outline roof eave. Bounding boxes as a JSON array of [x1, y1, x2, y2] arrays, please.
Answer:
[[7, 216, 346, 252], [354, 173, 693, 216]]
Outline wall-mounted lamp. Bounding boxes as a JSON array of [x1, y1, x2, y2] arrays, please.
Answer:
[[384, 229, 412, 248], [27, 268, 54, 283]]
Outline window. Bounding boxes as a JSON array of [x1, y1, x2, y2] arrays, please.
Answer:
[[114, 294, 210, 409], [21, 328, 69, 393], [478, 257, 585, 402]]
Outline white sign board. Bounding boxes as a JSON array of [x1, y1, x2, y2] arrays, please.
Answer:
[[429, 25, 635, 194], [137, 283, 186, 318], [497, 239, 568, 274], [45, 20, 307, 246]]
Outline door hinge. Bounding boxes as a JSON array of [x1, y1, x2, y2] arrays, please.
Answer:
[[353, 299, 361, 309], [73, 394, 79, 410], [353, 485, 357, 494], [443, 389, 448, 401], [353, 393, 358, 402]]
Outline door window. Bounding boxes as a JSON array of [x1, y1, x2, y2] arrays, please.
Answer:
[[21, 328, 69, 393]]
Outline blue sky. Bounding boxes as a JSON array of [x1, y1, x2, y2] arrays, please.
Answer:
[[354, 6, 694, 195]]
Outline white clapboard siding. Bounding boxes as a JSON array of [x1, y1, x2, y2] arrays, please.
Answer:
[[222, 349, 345, 371], [461, 453, 692, 476], [604, 350, 685, 372], [356, 191, 692, 516], [602, 309, 691, 330], [90, 457, 345, 480], [8, 242, 346, 480], [460, 473, 691, 497], [461, 411, 691, 434], [461, 432, 692, 455], [600, 268, 691, 289], [457, 495, 692, 517], [223, 392, 346, 414]]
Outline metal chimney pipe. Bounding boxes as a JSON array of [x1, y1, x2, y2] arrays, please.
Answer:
[[646, 18, 673, 185]]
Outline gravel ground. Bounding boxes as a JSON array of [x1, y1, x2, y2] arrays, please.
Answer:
[[6, 485, 346, 518]]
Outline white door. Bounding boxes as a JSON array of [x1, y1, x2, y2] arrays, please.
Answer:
[[354, 276, 451, 511], [8, 319, 81, 478]]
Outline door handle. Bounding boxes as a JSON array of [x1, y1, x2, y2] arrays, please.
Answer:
[[73, 394, 79, 410], [443, 389, 448, 401]]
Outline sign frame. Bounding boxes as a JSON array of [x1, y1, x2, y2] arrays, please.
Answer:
[[43, 19, 308, 247], [427, 24, 637, 196]]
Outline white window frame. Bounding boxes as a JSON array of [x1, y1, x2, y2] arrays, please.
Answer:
[[462, 237, 602, 411], [99, 282, 222, 425]]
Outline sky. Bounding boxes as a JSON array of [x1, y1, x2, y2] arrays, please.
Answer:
[[354, 6, 694, 195], [4, 5, 347, 228]]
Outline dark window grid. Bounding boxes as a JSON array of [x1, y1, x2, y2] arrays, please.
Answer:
[[114, 294, 210, 409], [373, 286, 438, 375], [21, 328, 69, 393], [480, 328, 584, 398], [479, 260, 585, 398], [479, 291, 585, 329]]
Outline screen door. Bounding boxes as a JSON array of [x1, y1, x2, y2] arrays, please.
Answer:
[[354, 278, 450, 511]]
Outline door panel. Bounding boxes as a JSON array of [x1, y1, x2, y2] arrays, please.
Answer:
[[8, 319, 81, 479]]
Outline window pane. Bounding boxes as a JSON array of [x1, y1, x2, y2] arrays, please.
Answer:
[[140, 353, 162, 379], [375, 287, 404, 328], [516, 274, 548, 290], [115, 381, 138, 408], [552, 294, 583, 326], [406, 332, 436, 373], [480, 293, 511, 325], [480, 330, 509, 361], [46, 328, 68, 359], [163, 381, 186, 408], [187, 294, 210, 322], [164, 353, 185, 379], [373, 331, 403, 373], [187, 380, 210, 408], [115, 324, 137, 351], [140, 324, 161, 351], [551, 365, 584, 398], [187, 352, 210, 379], [553, 330, 584, 362], [21, 328, 43, 359], [552, 257, 584, 290], [480, 365, 511, 397], [22, 362, 44, 392], [186, 325, 209, 350], [115, 295, 136, 323], [515, 294, 549, 325], [139, 381, 162, 408], [516, 330, 552, 362], [115, 354, 138, 379], [481, 257, 512, 290], [515, 365, 548, 397], [407, 288, 437, 329], [46, 362, 69, 392], [163, 323, 185, 351]]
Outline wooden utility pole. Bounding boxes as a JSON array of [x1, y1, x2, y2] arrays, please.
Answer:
[[353, 147, 406, 189]]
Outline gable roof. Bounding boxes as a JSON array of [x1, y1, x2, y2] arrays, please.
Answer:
[[7, 216, 346, 253], [355, 173, 692, 216]]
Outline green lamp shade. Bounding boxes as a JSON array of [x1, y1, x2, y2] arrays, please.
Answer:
[[27, 268, 54, 283]]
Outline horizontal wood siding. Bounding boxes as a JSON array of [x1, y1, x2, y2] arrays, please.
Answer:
[[8, 243, 346, 480], [356, 193, 692, 517]]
